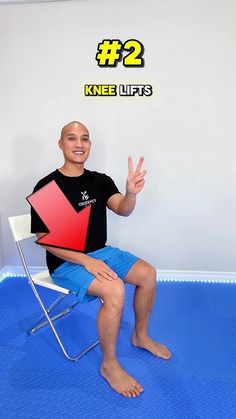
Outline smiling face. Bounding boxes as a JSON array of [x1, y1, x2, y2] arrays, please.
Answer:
[[58, 122, 91, 166]]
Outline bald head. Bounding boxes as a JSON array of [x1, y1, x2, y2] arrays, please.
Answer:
[[60, 121, 89, 140]]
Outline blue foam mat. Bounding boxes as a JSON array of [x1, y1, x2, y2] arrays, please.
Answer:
[[1, 277, 236, 419]]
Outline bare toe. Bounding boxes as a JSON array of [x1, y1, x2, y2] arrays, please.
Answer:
[[100, 359, 143, 397]]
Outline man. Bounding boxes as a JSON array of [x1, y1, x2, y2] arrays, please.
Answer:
[[31, 121, 171, 398]]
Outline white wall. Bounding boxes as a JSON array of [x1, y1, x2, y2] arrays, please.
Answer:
[[0, 0, 236, 271]]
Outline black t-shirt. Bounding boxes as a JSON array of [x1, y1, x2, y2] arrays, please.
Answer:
[[30, 169, 120, 274]]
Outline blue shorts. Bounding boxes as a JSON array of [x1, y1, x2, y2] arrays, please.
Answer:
[[51, 246, 139, 304]]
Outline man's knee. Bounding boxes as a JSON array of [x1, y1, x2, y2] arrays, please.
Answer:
[[146, 265, 157, 287], [102, 279, 125, 308], [139, 262, 157, 288]]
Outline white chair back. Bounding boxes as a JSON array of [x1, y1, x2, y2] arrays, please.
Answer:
[[8, 214, 35, 242]]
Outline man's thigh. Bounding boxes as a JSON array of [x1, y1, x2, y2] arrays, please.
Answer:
[[87, 276, 124, 300], [90, 246, 139, 281]]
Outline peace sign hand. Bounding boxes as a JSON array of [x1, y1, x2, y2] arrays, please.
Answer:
[[126, 156, 147, 195]]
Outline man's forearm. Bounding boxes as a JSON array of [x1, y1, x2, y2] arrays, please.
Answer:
[[35, 233, 118, 280], [36, 233, 92, 266], [118, 192, 136, 216]]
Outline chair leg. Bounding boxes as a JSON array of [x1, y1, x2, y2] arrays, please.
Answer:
[[27, 284, 101, 361], [27, 293, 80, 334], [16, 240, 101, 361], [26, 293, 69, 334]]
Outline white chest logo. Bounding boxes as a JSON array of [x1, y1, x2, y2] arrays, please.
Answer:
[[81, 191, 89, 201], [78, 191, 96, 207]]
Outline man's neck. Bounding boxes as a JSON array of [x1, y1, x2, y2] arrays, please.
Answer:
[[58, 163, 85, 177]]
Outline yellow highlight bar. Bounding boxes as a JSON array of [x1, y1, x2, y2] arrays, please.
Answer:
[[85, 84, 117, 96]]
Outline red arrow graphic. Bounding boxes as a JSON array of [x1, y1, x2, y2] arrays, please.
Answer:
[[27, 180, 91, 251]]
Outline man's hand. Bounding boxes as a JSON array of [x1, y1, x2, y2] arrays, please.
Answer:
[[107, 156, 146, 216], [126, 156, 146, 195], [84, 257, 118, 282]]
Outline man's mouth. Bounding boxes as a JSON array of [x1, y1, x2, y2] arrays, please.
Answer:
[[73, 151, 84, 155]]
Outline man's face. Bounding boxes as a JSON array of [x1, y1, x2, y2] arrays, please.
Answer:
[[58, 123, 91, 165]]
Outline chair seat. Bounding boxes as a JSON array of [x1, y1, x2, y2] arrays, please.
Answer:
[[32, 270, 70, 295]]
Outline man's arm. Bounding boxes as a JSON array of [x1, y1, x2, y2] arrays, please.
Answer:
[[107, 192, 136, 216], [107, 156, 146, 216], [35, 232, 117, 282]]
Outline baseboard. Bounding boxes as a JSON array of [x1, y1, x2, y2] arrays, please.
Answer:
[[0, 265, 47, 281], [157, 270, 236, 283], [0, 265, 236, 283]]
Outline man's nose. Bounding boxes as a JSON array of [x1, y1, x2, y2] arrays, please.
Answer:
[[75, 138, 83, 147]]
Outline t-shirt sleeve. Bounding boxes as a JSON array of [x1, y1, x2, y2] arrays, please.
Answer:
[[102, 174, 121, 203], [30, 182, 49, 234]]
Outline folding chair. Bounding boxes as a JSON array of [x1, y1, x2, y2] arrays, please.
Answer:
[[8, 214, 100, 361]]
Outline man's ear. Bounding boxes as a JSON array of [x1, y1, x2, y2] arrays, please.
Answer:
[[58, 139, 62, 149]]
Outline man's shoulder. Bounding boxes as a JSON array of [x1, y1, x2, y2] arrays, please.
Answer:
[[86, 170, 119, 195], [87, 170, 112, 181], [33, 170, 58, 191]]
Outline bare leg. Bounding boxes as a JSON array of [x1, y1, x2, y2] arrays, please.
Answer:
[[125, 260, 171, 359], [87, 278, 144, 397]]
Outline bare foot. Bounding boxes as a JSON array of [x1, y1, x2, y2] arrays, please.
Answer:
[[132, 333, 171, 359], [100, 359, 144, 397]]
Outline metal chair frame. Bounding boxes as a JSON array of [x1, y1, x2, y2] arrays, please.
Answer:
[[9, 214, 100, 362]]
